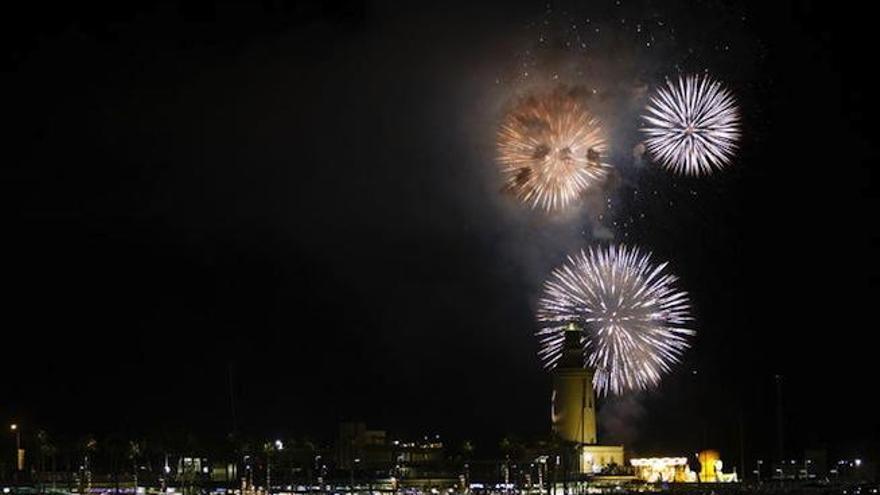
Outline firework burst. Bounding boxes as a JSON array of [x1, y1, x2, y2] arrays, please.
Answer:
[[537, 245, 694, 395], [496, 92, 610, 212], [642, 74, 740, 175]]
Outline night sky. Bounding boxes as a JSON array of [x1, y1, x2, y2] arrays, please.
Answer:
[[4, 0, 878, 462]]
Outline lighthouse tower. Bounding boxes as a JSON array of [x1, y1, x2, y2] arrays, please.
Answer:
[[549, 323, 624, 474], [551, 323, 597, 447]]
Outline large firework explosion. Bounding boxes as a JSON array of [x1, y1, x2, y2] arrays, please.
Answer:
[[536, 245, 694, 396], [496, 91, 610, 212], [642, 74, 740, 175]]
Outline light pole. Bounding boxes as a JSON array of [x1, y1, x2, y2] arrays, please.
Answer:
[[10, 424, 22, 480], [314, 455, 322, 486], [755, 459, 763, 483], [350, 457, 360, 494], [9, 424, 21, 488], [266, 440, 283, 495]]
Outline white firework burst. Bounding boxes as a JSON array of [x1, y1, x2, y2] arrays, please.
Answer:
[[642, 74, 740, 175], [536, 245, 694, 396]]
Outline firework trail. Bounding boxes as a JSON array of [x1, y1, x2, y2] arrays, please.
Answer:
[[496, 91, 610, 211], [537, 245, 694, 395], [642, 74, 740, 175]]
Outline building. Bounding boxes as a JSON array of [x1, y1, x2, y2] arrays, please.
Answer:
[[550, 324, 624, 474], [697, 450, 738, 482], [337, 422, 393, 469], [336, 422, 447, 479], [630, 457, 697, 482]]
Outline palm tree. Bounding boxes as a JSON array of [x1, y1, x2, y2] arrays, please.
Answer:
[[79, 436, 98, 495], [301, 438, 316, 483], [128, 441, 143, 494], [461, 440, 475, 459], [104, 435, 128, 495], [61, 436, 75, 493], [46, 442, 59, 490], [459, 440, 474, 492], [35, 429, 52, 492], [263, 440, 284, 494]]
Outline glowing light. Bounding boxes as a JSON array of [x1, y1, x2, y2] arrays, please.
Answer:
[[537, 245, 694, 395], [642, 74, 740, 175], [496, 91, 610, 212]]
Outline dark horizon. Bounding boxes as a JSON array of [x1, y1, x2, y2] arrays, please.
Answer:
[[3, 0, 877, 466]]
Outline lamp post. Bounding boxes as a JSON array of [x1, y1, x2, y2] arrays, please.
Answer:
[[350, 457, 360, 494], [10, 424, 22, 486], [314, 455, 322, 486], [10, 425, 20, 459], [266, 440, 283, 495]]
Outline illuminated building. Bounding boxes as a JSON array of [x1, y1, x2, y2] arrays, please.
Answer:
[[550, 325, 624, 474], [629, 452, 738, 483], [629, 457, 696, 483], [629, 452, 738, 484], [697, 449, 737, 482]]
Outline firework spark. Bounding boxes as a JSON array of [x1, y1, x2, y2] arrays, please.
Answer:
[[497, 91, 610, 211], [537, 245, 694, 395], [642, 74, 740, 175]]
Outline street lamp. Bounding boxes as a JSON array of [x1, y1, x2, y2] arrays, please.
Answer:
[[10, 424, 21, 471], [266, 440, 284, 495], [351, 458, 360, 494], [9, 423, 22, 487]]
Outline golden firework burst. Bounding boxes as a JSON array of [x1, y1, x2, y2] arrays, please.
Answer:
[[496, 91, 610, 212]]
